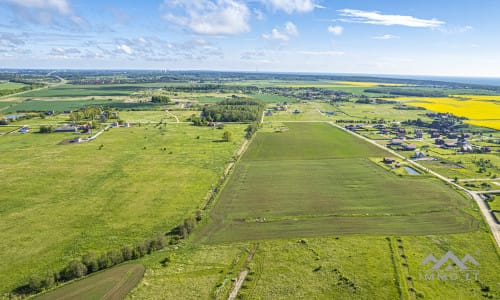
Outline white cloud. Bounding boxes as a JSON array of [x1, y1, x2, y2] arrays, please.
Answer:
[[338, 9, 444, 28], [285, 22, 298, 35], [163, 0, 250, 35], [260, 0, 321, 14], [2, 0, 71, 15], [116, 44, 133, 55], [0, 0, 87, 27], [296, 50, 344, 56], [373, 34, 399, 40], [262, 21, 298, 43], [262, 28, 290, 42], [327, 25, 343, 35], [438, 25, 473, 34]]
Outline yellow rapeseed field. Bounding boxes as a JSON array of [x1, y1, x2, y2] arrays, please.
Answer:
[[383, 96, 500, 130], [334, 81, 410, 87]]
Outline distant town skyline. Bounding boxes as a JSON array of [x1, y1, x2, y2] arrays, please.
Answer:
[[1, 0, 499, 77]]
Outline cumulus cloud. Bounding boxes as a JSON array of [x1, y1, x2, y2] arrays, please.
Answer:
[[262, 21, 299, 43], [163, 0, 250, 35], [372, 34, 399, 40], [0, 32, 26, 47], [296, 50, 344, 56], [327, 25, 343, 35], [338, 9, 444, 28], [0, 0, 86, 27], [49, 47, 81, 57], [116, 44, 133, 55], [2, 0, 71, 15], [260, 0, 321, 14]]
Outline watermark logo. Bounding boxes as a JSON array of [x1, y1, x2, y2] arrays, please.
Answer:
[[419, 251, 479, 281]]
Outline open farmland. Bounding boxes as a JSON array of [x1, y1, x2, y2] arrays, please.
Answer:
[[0, 82, 28, 90], [2, 99, 160, 113], [19, 84, 154, 98], [197, 122, 479, 244], [0, 123, 246, 293]]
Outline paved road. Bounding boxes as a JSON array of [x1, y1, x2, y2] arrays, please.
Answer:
[[327, 122, 500, 248]]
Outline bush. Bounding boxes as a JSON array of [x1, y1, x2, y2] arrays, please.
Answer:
[[39, 125, 53, 133], [62, 260, 87, 280], [121, 245, 134, 261], [28, 274, 43, 292], [82, 252, 99, 273]]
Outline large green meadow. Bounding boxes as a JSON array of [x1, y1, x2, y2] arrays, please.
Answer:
[[197, 123, 479, 243], [0, 123, 246, 293]]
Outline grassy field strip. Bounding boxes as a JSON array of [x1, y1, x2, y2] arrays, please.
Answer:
[[34, 264, 145, 300]]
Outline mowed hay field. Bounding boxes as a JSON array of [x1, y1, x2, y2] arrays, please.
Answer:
[[0, 123, 246, 293], [197, 122, 479, 243], [35, 264, 145, 300]]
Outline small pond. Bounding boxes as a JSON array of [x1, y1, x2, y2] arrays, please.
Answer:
[[404, 166, 420, 175]]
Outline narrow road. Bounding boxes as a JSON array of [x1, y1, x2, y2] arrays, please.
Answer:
[[459, 178, 499, 182], [165, 110, 179, 123], [327, 121, 500, 248]]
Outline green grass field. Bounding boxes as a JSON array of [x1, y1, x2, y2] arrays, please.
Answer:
[[0, 124, 246, 293], [35, 264, 144, 300], [197, 122, 479, 244], [2, 99, 161, 113], [20, 84, 147, 98], [0, 82, 28, 90]]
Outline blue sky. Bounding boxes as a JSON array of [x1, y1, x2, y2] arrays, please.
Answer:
[[0, 0, 499, 77]]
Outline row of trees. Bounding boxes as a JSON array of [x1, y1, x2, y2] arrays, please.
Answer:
[[25, 209, 207, 295], [27, 234, 168, 293]]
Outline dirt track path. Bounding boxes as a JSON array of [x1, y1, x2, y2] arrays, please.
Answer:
[[228, 245, 258, 300]]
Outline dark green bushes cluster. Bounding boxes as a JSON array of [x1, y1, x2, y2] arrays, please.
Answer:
[[200, 99, 264, 123], [151, 95, 170, 104]]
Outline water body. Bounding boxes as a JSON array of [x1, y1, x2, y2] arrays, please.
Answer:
[[404, 166, 420, 175]]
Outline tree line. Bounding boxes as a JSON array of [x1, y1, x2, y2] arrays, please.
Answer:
[[19, 210, 205, 296]]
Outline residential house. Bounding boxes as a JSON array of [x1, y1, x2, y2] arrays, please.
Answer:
[[390, 139, 403, 146], [404, 144, 417, 151], [412, 151, 426, 159]]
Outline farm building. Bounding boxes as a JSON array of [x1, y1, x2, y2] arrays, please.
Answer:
[[383, 157, 396, 164]]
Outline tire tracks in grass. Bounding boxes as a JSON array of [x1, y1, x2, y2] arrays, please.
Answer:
[[227, 244, 258, 300]]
